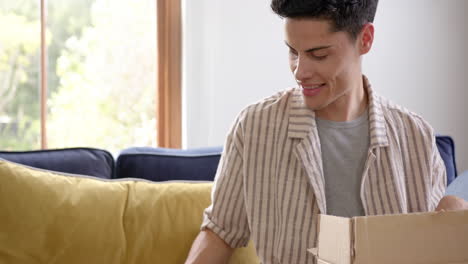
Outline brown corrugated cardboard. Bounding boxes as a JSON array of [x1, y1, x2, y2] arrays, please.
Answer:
[[309, 210, 468, 264]]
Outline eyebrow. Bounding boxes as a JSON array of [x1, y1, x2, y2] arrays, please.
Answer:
[[284, 41, 332, 53]]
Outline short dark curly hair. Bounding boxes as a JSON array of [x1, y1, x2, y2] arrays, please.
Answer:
[[271, 0, 379, 40]]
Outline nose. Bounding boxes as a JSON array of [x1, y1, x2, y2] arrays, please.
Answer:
[[293, 55, 314, 84]]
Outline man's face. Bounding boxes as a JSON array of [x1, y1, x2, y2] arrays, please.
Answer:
[[285, 18, 364, 112]]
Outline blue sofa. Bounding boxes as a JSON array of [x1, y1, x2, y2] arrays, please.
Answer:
[[0, 147, 114, 178], [0, 135, 466, 199]]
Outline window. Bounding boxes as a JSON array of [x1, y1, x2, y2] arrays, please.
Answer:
[[0, 0, 181, 152], [0, 1, 41, 150]]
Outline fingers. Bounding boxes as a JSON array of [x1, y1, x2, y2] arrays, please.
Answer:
[[435, 195, 468, 212]]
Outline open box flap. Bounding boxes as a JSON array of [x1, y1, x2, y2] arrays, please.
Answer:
[[312, 214, 353, 264]]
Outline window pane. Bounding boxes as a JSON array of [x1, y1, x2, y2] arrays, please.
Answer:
[[47, 0, 157, 154], [0, 1, 41, 150]]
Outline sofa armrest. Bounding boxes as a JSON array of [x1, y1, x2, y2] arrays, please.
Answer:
[[446, 170, 468, 201]]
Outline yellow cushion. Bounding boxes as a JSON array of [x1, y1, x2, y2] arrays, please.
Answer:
[[0, 159, 259, 264]]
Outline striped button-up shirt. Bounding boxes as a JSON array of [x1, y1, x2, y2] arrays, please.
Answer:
[[202, 77, 447, 264]]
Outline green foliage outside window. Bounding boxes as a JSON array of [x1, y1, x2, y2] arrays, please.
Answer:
[[0, 0, 157, 153]]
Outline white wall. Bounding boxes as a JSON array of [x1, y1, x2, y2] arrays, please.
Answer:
[[182, 0, 292, 148], [183, 0, 468, 172]]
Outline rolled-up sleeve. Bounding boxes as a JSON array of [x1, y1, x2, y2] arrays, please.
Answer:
[[201, 115, 250, 248]]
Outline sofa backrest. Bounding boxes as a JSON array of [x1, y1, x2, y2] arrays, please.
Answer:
[[0, 148, 114, 179], [0, 135, 457, 184], [115, 146, 222, 181], [115, 136, 457, 185], [436, 135, 458, 185]]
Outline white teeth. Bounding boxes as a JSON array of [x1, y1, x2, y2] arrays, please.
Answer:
[[303, 84, 324, 89]]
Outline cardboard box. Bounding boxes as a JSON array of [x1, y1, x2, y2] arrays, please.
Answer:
[[309, 210, 468, 264]]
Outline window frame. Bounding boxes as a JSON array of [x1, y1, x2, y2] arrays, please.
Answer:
[[156, 0, 182, 148]]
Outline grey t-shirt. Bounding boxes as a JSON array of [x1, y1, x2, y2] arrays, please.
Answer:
[[316, 110, 369, 217]]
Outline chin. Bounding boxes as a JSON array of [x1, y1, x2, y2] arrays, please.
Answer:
[[303, 98, 326, 111], [304, 102, 322, 111]]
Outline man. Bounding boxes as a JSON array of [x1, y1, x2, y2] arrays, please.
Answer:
[[186, 0, 468, 263]]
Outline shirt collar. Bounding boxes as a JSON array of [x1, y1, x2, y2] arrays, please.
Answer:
[[287, 75, 389, 148]]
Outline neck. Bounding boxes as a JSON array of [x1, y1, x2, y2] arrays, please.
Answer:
[[315, 76, 368, 122]]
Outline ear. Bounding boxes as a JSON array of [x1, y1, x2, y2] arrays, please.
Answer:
[[359, 23, 374, 55]]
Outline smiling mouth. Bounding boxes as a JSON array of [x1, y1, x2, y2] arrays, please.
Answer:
[[301, 83, 325, 97], [302, 83, 326, 89]]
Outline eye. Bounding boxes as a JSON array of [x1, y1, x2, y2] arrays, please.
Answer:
[[310, 50, 329, 60], [313, 55, 328, 60]]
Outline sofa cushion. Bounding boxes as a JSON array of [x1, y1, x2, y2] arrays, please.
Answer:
[[0, 147, 114, 179], [436, 136, 457, 185], [0, 159, 258, 264], [115, 146, 222, 181]]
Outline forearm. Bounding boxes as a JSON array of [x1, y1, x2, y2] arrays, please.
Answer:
[[185, 229, 234, 264]]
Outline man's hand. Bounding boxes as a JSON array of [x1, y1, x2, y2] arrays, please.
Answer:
[[435, 195, 468, 211]]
